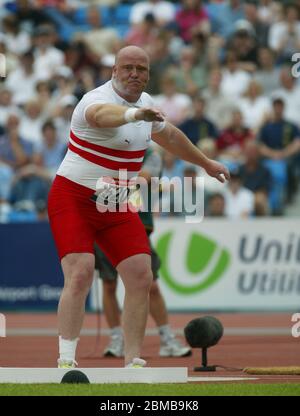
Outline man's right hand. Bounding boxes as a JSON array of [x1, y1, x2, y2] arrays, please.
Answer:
[[135, 107, 165, 122]]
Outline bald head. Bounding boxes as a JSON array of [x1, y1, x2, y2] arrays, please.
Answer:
[[115, 46, 150, 67], [112, 46, 150, 102]]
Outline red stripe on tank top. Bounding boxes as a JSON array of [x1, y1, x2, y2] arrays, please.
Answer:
[[70, 130, 146, 159], [68, 143, 143, 172]]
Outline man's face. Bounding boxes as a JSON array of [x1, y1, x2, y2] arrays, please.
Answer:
[[112, 53, 149, 99]]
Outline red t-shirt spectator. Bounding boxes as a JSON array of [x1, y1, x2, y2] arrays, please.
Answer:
[[176, 2, 209, 43], [217, 127, 253, 150]]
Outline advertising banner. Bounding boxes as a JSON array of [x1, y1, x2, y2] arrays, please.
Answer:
[[150, 219, 300, 311], [0, 223, 64, 310]]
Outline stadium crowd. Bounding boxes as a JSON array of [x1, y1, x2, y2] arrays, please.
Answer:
[[0, 0, 300, 222]]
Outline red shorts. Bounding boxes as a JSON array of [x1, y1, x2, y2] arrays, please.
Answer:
[[47, 175, 150, 267]]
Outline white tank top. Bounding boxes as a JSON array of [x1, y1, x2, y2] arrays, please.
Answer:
[[57, 80, 165, 190]]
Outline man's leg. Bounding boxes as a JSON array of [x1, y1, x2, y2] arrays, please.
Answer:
[[117, 253, 152, 365], [58, 252, 95, 365]]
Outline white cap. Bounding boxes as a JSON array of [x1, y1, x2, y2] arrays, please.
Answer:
[[234, 19, 255, 35], [101, 54, 115, 68]]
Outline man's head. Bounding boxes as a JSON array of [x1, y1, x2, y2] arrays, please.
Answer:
[[193, 96, 206, 119], [231, 109, 244, 128], [112, 46, 150, 102], [42, 120, 57, 147], [244, 139, 260, 165], [208, 193, 225, 217]]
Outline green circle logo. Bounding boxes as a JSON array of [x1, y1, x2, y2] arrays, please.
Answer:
[[156, 231, 230, 295]]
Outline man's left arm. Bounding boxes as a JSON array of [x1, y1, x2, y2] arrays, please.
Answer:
[[152, 122, 230, 183]]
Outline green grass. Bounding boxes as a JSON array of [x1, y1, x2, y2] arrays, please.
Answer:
[[0, 383, 299, 396]]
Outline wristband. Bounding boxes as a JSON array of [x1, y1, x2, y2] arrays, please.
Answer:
[[124, 108, 138, 123]]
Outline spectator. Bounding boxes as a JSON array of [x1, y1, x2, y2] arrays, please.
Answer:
[[176, 0, 210, 43], [171, 43, 208, 95], [161, 21, 185, 61], [224, 167, 255, 219], [257, 0, 283, 25], [268, 2, 300, 62], [239, 140, 272, 216], [254, 47, 280, 96], [73, 68, 96, 100], [0, 113, 34, 169], [126, 13, 158, 48], [78, 6, 120, 58], [206, 192, 225, 217], [54, 95, 78, 144], [64, 40, 99, 77], [2, 14, 32, 56], [0, 33, 19, 75], [96, 54, 114, 86], [9, 164, 51, 219], [153, 74, 192, 126], [271, 66, 300, 127], [220, 49, 251, 98], [202, 68, 235, 129], [238, 79, 271, 131], [0, 113, 34, 221], [159, 150, 185, 217], [258, 98, 300, 213], [35, 80, 53, 115], [226, 20, 258, 72], [146, 31, 174, 95], [206, 0, 244, 39], [217, 109, 253, 165], [0, 88, 20, 129], [19, 99, 45, 145], [33, 120, 66, 177], [178, 95, 218, 146], [243, 0, 269, 46], [161, 150, 185, 181], [14, 0, 51, 32], [32, 24, 65, 80], [5, 51, 38, 106], [130, 0, 176, 27], [50, 66, 76, 113]]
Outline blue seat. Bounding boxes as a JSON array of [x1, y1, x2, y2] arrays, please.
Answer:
[[72, 6, 113, 27], [115, 24, 130, 38], [114, 4, 132, 24], [8, 210, 38, 223]]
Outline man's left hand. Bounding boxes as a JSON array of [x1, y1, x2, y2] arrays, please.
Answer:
[[204, 160, 230, 183]]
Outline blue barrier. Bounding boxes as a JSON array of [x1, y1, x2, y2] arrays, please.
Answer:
[[0, 222, 65, 311]]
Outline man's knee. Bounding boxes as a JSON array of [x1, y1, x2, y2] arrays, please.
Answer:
[[68, 267, 94, 295], [117, 254, 153, 292], [129, 266, 153, 292], [63, 255, 95, 295]]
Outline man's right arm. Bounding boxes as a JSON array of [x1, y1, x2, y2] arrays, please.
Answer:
[[85, 104, 164, 128]]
